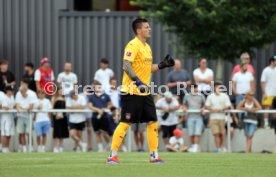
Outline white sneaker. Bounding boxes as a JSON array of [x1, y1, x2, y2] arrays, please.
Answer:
[[59, 147, 64, 152], [222, 147, 227, 153], [37, 146, 41, 152], [22, 146, 28, 153], [264, 122, 270, 129], [188, 145, 196, 153], [80, 142, 87, 152], [18, 145, 23, 153], [41, 146, 46, 152], [53, 147, 59, 153], [121, 145, 128, 152], [2, 148, 9, 153], [76, 147, 81, 152], [194, 144, 201, 153]]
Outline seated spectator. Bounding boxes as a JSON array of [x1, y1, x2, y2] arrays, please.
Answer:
[[34, 90, 52, 152], [237, 92, 262, 153], [205, 82, 232, 153], [1, 87, 15, 153], [0, 59, 16, 92], [183, 84, 205, 153], [23, 62, 36, 92], [167, 128, 188, 152], [88, 81, 113, 152], [15, 86, 35, 152], [51, 87, 69, 153], [66, 91, 87, 152], [156, 92, 180, 148]]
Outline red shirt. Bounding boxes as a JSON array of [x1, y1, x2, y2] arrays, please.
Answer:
[[38, 67, 54, 95], [231, 64, 255, 78]]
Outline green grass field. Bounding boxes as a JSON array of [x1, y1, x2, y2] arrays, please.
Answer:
[[1, 152, 276, 177]]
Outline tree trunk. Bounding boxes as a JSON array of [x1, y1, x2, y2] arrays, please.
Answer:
[[215, 57, 224, 82]]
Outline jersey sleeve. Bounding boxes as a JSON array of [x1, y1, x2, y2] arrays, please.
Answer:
[[34, 70, 41, 81], [123, 43, 138, 62]]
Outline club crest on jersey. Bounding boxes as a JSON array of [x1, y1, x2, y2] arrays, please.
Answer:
[[125, 113, 131, 120], [126, 52, 132, 57]]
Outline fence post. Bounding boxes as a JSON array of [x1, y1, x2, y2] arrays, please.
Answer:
[[226, 111, 231, 153], [28, 112, 33, 152]]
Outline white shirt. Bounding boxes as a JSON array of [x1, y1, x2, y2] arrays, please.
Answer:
[[232, 71, 254, 94], [57, 72, 78, 95], [193, 68, 214, 91], [0, 91, 6, 106], [66, 96, 86, 123], [261, 66, 276, 96], [1, 95, 15, 120], [205, 93, 232, 120], [34, 69, 55, 81], [34, 98, 52, 122], [106, 88, 120, 108], [169, 136, 184, 150], [79, 93, 92, 119], [15, 89, 38, 103], [15, 91, 36, 118], [94, 68, 114, 92], [156, 97, 179, 126]]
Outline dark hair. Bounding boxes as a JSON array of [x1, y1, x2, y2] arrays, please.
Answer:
[[214, 81, 223, 87], [21, 78, 29, 85], [132, 18, 148, 35], [0, 59, 8, 65], [190, 83, 198, 88], [5, 86, 14, 92], [110, 77, 116, 82], [100, 58, 109, 65], [198, 57, 207, 67], [93, 80, 102, 86], [25, 62, 34, 69], [269, 55, 276, 65]]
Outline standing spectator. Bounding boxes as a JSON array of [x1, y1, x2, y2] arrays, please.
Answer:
[[15, 86, 35, 152], [205, 82, 232, 152], [34, 90, 52, 152], [193, 58, 214, 97], [57, 62, 78, 96], [237, 92, 262, 153], [51, 87, 69, 153], [66, 91, 87, 152], [132, 123, 146, 152], [35, 57, 55, 96], [106, 77, 120, 109], [79, 87, 94, 152], [183, 84, 205, 153], [0, 59, 16, 92], [94, 58, 114, 93], [88, 81, 112, 152], [1, 87, 15, 153], [156, 92, 180, 148], [231, 52, 255, 78], [167, 59, 191, 102], [23, 62, 37, 92], [261, 56, 276, 129], [166, 128, 188, 152], [232, 62, 255, 107]]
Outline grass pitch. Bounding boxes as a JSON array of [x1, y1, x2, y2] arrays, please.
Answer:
[[1, 152, 276, 177]]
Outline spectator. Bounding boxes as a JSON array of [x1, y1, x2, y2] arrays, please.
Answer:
[[35, 57, 55, 96], [66, 91, 87, 152], [167, 59, 191, 102], [79, 87, 94, 152], [156, 92, 180, 148], [166, 128, 188, 152], [182, 84, 205, 153], [232, 62, 255, 107], [131, 123, 146, 152], [0, 90, 5, 152], [94, 58, 114, 93], [57, 62, 78, 96], [0, 59, 16, 92], [23, 62, 36, 92], [205, 82, 232, 153], [34, 90, 52, 152], [88, 81, 112, 152], [193, 58, 214, 97], [237, 92, 262, 153], [261, 56, 276, 129], [0, 87, 15, 153], [106, 77, 120, 109], [51, 87, 69, 153], [15, 86, 35, 152], [231, 52, 255, 78]]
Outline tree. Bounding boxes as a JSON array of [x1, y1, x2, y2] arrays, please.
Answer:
[[131, 0, 276, 80]]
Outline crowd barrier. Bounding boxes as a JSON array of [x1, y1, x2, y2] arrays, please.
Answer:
[[0, 109, 275, 152]]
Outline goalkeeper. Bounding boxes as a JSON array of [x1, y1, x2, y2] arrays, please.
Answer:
[[106, 18, 175, 164]]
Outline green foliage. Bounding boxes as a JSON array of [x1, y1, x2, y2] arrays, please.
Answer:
[[131, 0, 276, 61]]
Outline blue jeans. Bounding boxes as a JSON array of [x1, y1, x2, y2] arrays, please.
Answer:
[[35, 121, 51, 136], [244, 122, 257, 137], [187, 118, 204, 136]]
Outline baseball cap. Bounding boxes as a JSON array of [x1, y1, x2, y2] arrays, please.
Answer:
[[40, 57, 50, 65], [164, 91, 173, 99], [173, 128, 183, 138]]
